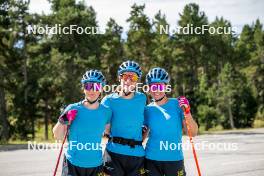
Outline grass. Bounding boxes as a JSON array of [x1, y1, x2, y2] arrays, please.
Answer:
[[198, 125, 224, 134], [253, 119, 264, 128], [34, 123, 55, 143], [2, 123, 55, 145]]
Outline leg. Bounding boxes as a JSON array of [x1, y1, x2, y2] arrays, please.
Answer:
[[144, 159, 163, 176], [88, 165, 104, 176], [125, 155, 145, 176], [163, 160, 186, 176], [104, 150, 125, 176], [61, 157, 86, 176]]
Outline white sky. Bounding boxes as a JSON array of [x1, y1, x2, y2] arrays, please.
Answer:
[[29, 0, 264, 34]]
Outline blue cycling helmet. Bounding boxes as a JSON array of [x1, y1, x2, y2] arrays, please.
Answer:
[[118, 60, 142, 78], [146, 67, 170, 84], [81, 69, 106, 86]]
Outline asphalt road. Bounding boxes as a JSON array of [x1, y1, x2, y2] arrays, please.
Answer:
[[0, 128, 264, 176]]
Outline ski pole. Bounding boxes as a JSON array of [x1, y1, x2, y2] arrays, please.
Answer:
[[53, 125, 70, 176], [181, 106, 202, 176]]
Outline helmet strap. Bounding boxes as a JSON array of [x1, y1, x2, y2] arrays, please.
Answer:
[[123, 90, 132, 96], [84, 94, 100, 104], [154, 95, 166, 102], [122, 85, 136, 97]]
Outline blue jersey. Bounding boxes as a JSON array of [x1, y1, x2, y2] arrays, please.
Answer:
[[64, 101, 112, 168], [144, 98, 184, 161], [101, 92, 146, 157]]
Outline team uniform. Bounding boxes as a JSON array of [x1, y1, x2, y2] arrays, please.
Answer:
[[61, 101, 112, 176], [144, 98, 186, 176], [101, 91, 146, 176]]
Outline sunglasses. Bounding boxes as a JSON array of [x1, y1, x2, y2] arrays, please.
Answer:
[[84, 82, 102, 91], [149, 83, 166, 92], [121, 74, 138, 82]]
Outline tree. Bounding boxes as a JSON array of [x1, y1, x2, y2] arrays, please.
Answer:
[[48, 0, 101, 103], [217, 63, 257, 128], [151, 11, 177, 96], [251, 19, 264, 118], [208, 17, 236, 83], [173, 3, 209, 115], [34, 0, 102, 139], [125, 4, 154, 74], [0, 0, 40, 140], [1, 2, 264, 140], [7, 0, 41, 139], [236, 19, 264, 120], [0, 0, 10, 141], [100, 18, 124, 84]]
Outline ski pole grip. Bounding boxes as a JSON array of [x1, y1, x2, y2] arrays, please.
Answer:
[[181, 106, 186, 113], [181, 105, 190, 114], [181, 106, 185, 111]]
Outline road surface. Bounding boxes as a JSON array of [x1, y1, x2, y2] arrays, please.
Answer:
[[0, 128, 264, 176]]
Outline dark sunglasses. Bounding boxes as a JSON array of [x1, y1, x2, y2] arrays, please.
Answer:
[[83, 82, 102, 91]]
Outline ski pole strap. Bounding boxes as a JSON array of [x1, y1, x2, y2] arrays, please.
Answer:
[[109, 136, 142, 148]]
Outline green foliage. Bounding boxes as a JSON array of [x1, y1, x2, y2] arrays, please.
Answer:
[[100, 18, 124, 84], [0, 1, 263, 141], [125, 4, 154, 74], [216, 63, 257, 128]]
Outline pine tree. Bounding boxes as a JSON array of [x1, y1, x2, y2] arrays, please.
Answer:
[[152, 11, 175, 96], [125, 4, 154, 75], [174, 3, 209, 114], [0, 0, 10, 141], [100, 18, 124, 84], [217, 63, 257, 128], [36, 0, 102, 139], [251, 19, 264, 118]]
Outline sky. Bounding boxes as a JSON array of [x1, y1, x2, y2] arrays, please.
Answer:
[[29, 0, 264, 35]]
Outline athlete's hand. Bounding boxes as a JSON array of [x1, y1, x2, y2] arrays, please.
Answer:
[[59, 109, 78, 125], [178, 96, 190, 114]]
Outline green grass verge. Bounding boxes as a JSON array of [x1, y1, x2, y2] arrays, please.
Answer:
[[253, 119, 264, 128], [3, 123, 55, 145]]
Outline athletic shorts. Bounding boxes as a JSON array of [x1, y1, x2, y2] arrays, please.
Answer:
[[103, 150, 145, 176], [61, 156, 104, 176], [145, 158, 186, 176]]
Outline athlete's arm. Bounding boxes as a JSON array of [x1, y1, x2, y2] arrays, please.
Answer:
[[53, 122, 67, 140], [53, 108, 78, 140], [182, 113, 198, 137]]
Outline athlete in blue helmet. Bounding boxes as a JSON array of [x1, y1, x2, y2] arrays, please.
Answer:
[[102, 60, 146, 176], [53, 69, 112, 176], [144, 67, 198, 176]]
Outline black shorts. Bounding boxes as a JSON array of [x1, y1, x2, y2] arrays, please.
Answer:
[[104, 150, 145, 176], [145, 159, 186, 176], [61, 156, 104, 176]]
